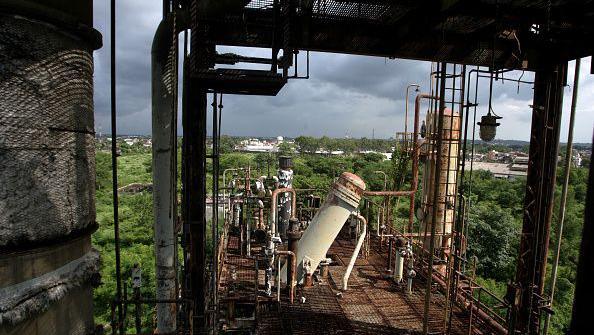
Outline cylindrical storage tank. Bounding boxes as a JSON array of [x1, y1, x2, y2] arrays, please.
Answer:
[[420, 108, 460, 274], [0, 1, 101, 334], [280, 172, 366, 283]]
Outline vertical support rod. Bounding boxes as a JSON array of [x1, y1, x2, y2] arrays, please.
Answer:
[[544, 58, 581, 334], [110, 0, 123, 333], [387, 238, 393, 273], [423, 63, 447, 334], [512, 62, 566, 334], [448, 64, 468, 333], [211, 92, 219, 320]]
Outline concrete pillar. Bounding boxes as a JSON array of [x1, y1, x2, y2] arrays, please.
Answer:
[[0, 1, 101, 334]]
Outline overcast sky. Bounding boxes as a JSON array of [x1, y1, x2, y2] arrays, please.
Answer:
[[93, 1, 593, 143]]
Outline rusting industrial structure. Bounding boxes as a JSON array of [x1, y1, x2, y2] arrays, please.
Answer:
[[1, 1, 594, 335]]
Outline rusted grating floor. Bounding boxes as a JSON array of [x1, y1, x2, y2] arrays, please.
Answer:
[[221, 229, 481, 334]]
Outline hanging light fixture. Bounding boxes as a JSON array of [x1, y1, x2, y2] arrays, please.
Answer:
[[477, 111, 501, 141], [477, 70, 502, 141]]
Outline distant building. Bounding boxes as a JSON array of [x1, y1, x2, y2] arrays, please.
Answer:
[[238, 138, 278, 152], [471, 161, 528, 179]]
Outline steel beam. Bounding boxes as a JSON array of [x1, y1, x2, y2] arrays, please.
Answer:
[[510, 62, 567, 334]]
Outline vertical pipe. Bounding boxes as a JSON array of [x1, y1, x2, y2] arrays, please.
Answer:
[[342, 214, 367, 291], [448, 65, 468, 333], [277, 256, 281, 301], [247, 206, 251, 256], [110, 0, 123, 333], [394, 252, 403, 282], [212, 92, 220, 317], [152, 15, 177, 333], [544, 58, 581, 334], [423, 62, 447, 335], [387, 238, 393, 273]]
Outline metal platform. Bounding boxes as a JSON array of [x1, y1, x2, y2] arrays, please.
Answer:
[[218, 228, 494, 334], [192, 0, 594, 71]]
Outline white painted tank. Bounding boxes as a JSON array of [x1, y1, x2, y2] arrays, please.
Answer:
[[280, 172, 366, 283]]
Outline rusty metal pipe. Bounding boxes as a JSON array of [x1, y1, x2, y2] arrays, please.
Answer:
[[270, 187, 297, 236], [275, 250, 296, 303], [363, 190, 414, 197], [362, 94, 437, 235]]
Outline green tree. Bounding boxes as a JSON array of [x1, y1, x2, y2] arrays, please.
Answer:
[[467, 201, 520, 281], [277, 141, 295, 157]]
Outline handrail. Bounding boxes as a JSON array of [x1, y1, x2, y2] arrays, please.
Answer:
[[378, 219, 509, 333]]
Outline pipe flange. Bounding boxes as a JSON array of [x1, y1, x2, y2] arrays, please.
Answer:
[[333, 172, 366, 208]]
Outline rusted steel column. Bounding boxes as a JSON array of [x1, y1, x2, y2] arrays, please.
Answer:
[[287, 218, 302, 288], [182, 72, 208, 332], [510, 63, 567, 334]]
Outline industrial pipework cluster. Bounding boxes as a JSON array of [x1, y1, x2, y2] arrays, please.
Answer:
[[214, 157, 379, 329]]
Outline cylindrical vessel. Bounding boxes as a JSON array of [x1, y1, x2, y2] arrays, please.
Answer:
[[280, 172, 366, 283], [420, 108, 460, 273], [0, 1, 101, 334]]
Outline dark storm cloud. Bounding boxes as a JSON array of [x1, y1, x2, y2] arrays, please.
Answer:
[[92, 3, 593, 142], [93, 0, 160, 134]]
